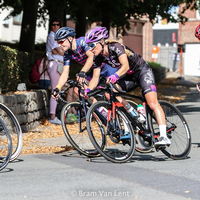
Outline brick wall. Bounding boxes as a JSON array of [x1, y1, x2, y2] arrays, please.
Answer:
[[178, 4, 200, 44], [179, 21, 200, 44], [143, 20, 153, 61]]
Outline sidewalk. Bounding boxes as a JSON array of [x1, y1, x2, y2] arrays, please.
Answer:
[[165, 71, 200, 87]]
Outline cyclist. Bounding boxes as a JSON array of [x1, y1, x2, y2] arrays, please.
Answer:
[[51, 27, 118, 121], [195, 24, 200, 41], [84, 27, 171, 146]]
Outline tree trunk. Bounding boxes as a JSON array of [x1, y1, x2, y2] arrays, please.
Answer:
[[75, 0, 88, 38], [102, 13, 110, 33], [18, 0, 39, 66], [45, 0, 66, 32]]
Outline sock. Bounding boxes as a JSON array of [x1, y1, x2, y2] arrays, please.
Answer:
[[159, 124, 167, 137]]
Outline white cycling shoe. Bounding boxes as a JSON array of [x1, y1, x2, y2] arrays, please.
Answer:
[[154, 136, 171, 146]]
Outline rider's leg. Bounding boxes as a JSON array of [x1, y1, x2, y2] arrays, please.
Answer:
[[145, 91, 171, 145]]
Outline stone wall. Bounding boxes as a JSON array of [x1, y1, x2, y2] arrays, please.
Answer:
[[0, 89, 50, 133]]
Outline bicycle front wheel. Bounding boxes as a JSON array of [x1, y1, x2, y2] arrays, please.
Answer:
[[0, 103, 22, 162], [151, 100, 191, 160], [61, 102, 99, 157], [86, 101, 135, 163], [0, 117, 12, 171]]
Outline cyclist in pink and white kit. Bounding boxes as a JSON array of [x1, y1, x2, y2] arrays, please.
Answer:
[[84, 27, 171, 146]]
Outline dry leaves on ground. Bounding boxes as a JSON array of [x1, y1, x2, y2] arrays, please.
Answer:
[[21, 119, 74, 155]]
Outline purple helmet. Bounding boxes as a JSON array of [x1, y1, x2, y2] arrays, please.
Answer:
[[85, 27, 108, 43]]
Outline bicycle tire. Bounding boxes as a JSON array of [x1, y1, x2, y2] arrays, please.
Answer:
[[150, 100, 191, 160], [0, 103, 23, 161], [86, 101, 136, 163], [60, 102, 100, 157], [0, 117, 12, 171], [127, 100, 154, 153]]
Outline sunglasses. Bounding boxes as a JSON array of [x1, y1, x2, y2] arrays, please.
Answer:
[[57, 39, 66, 45], [88, 42, 99, 49], [52, 23, 60, 26]]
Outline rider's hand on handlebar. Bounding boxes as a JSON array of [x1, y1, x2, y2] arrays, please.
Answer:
[[81, 88, 91, 98], [76, 71, 86, 84], [106, 73, 119, 84], [51, 88, 60, 100]]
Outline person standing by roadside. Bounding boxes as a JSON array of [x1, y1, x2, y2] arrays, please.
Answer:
[[46, 17, 65, 125], [38, 55, 51, 90]]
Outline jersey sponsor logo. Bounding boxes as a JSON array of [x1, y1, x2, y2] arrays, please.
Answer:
[[116, 48, 122, 55], [80, 39, 86, 46], [108, 56, 121, 67], [144, 69, 154, 84], [110, 46, 115, 51]]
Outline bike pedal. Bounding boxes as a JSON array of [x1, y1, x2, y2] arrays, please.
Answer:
[[155, 145, 166, 151]]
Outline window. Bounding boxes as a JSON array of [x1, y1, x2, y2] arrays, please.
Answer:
[[13, 12, 23, 25]]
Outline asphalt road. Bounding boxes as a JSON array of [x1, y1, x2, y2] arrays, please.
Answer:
[[1, 87, 200, 200]]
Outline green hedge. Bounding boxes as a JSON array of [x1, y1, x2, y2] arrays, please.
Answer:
[[148, 62, 166, 83], [0, 45, 30, 93], [147, 62, 162, 69]]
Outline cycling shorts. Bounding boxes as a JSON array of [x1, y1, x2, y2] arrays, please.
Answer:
[[117, 62, 157, 95]]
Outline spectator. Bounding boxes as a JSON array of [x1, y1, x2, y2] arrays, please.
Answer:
[[46, 17, 65, 125], [38, 55, 51, 90]]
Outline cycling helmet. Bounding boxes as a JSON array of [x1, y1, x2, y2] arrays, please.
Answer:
[[85, 27, 108, 43], [55, 27, 76, 41], [195, 24, 200, 39]]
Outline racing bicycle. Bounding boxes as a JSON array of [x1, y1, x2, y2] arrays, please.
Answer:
[[86, 80, 191, 163]]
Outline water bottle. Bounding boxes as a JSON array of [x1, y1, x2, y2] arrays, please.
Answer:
[[98, 107, 108, 118], [137, 104, 146, 123], [125, 104, 138, 117]]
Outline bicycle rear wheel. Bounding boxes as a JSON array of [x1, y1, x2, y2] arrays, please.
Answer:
[[0, 103, 22, 161], [0, 117, 12, 171], [61, 102, 100, 157], [86, 101, 135, 163], [151, 100, 191, 160]]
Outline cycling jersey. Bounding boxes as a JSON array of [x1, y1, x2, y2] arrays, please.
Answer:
[[64, 37, 90, 66], [93, 42, 157, 95], [93, 42, 145, 72], [64, 36, 105, 70]]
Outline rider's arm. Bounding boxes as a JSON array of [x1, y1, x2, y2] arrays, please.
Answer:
[[87, 68, 101, 90], [51, 47, 64, 56], [115, 54, 129, 77]]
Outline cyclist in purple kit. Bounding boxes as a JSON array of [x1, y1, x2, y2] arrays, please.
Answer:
[[84, 27, 171, 146]]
